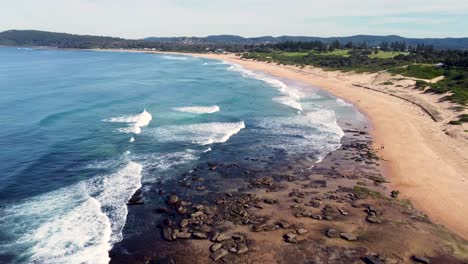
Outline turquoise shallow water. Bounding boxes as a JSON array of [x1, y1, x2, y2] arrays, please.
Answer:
[[0, 47, 365, 263]]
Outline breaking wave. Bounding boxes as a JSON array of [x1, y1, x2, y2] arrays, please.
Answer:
[[105, 109, 152, 135], [227, 63, 304, 112], [252, 109, 344, 160], [0, 161, 142, 264], [146, 121, 245, 145], [173, 105, 220, 114], [161, 55, 190, 60], [336, 98, 353, 107]]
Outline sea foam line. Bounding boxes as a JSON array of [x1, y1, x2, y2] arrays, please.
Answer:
[[173, 105, 220, 114], [227, 63, 304, 112], [146, 121, 245, 146]]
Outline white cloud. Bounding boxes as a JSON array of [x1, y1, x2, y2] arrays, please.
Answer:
[[0, 0, 467, 38]]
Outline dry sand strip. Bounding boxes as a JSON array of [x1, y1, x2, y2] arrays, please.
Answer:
[[94, 48, 468, 240], [181, 53, 468, 240]]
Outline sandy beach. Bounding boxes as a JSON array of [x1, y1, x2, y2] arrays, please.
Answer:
[[98, 48, 468, 239], [182, 53, 468, 240], [93, 49, 468, 263]]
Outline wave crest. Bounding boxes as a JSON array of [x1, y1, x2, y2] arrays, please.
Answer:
[[227, 63, 304, 112], [0, 161, 143, 264], [173, 105, 220, 114], [146, 121, 245, 145], [105, 109, 152, 135]]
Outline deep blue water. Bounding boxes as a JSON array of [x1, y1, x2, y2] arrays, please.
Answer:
[[0, 47, 365, 263]]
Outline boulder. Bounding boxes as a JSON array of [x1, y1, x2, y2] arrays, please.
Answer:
[[176, 232, 192, 239], [162, 227, 173, 241], [340, 232, 357, 241], [412, 256, 430, 264], [326, 229, 340, 238], [296, 228, 308, 235], [192, 232, 208, 239], [284, 233, 298, 243], [237, 243, 249, 254], [210, 243, 222, 252], [167, 195, 179, 205], [210, 249, 228, 262], [216, 233, 231, 242], [363, 255, 384, 264]]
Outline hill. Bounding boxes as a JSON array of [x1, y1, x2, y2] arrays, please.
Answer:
[[1, 30, 468, 50]]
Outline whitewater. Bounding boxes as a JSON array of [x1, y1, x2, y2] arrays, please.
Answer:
[[0, 48, 368, 263]]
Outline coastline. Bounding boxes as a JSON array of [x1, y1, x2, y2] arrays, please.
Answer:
[[185, 52, 468, 240], [99, 49, 468, 239], [80, 48, 468, 263]]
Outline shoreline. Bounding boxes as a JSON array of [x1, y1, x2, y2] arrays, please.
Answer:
[[80, 48, 468, 263], [95, 49, 468, 240], [188, 52, 468, 240]]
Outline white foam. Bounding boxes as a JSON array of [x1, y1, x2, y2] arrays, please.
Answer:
[[336, 98, 353, 107], [173, 105, 220, 114], [105, 109, 152, 135], [227, 63, 304, 112], [203, 147, 212, 153], [136, 151, 199, 172], [273, 96, 303, 112], [252, 109, 344, 159], [129, 137, 135, 143], [0, 161, 143, 264], [161, 55, 189, 60], [146, 121, 245, 145]]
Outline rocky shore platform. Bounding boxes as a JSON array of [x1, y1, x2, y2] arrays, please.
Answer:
[[110, 122, 468, 264]]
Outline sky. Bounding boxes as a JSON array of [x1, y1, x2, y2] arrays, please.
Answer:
[[1, 0, 467, 39]]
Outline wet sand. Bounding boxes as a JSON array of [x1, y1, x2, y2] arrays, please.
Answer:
[[184, 53, 468, 241]]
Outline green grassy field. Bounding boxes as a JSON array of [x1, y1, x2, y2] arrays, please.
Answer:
[[389, 65, 444, 79], [368, 51, 409, 59], [271, 50, 408, 59]]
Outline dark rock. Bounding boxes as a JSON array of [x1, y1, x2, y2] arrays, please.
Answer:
[[278, 221, 290, 229], [312, 215, 323, 220], [216, 233, 231, 242], [412, 256, 430, 264], [326, 229, 340, 238], [264, 198, 277, 204], [192, 232, 208, 239], [221, 253, 239, 264], [210, 243, 223, 252], [177, 206, 187, 214], [363, 255, 384, 264], [284, 233, 298, 243], [211, 231, 220, 241], [296, 228, 308, 235], [176, 232, 192, 239], [210, 248, 228, 261], [162, 227, 173, 241], [180, 219, 189, 228], [221, 238, 237, 250], [232, 234, 244, 242], [251, 223, 267, 232], [237, 243, 249, 254], [366, 215, 382, 224], [340, 232, 357, 241], [154, 207, 170, 214], [167, 195, 179, 205], [127, 195, 144, 205]]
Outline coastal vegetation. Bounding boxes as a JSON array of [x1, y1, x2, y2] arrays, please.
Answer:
[[2, 29, 467, 105], [242, 47, 468, 105]]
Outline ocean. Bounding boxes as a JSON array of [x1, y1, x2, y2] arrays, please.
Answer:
[[0, 47, 365, 263]]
